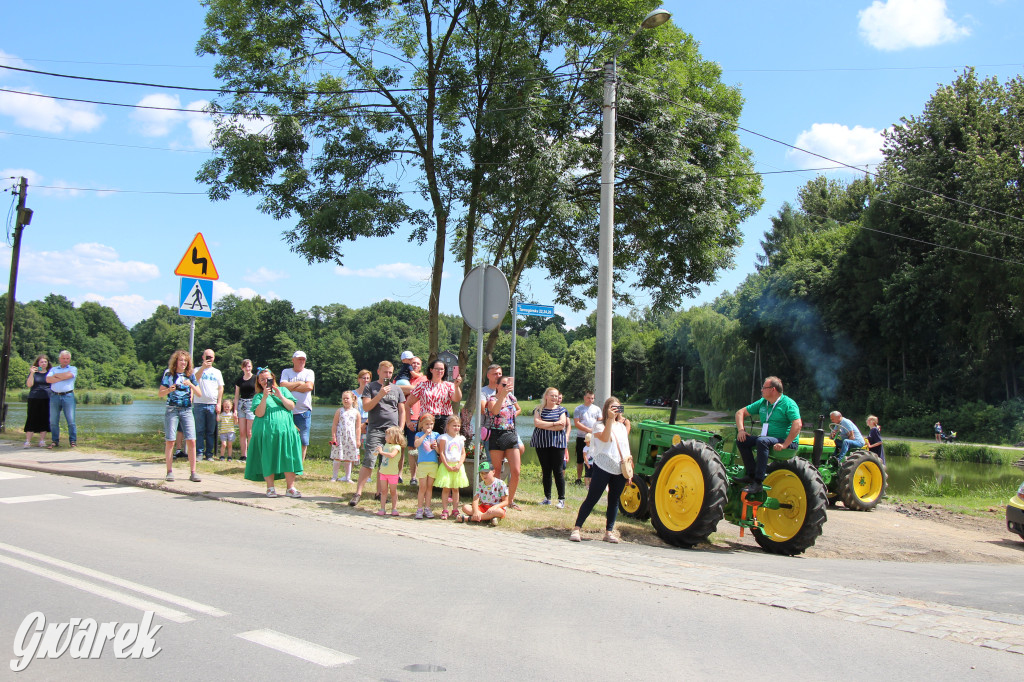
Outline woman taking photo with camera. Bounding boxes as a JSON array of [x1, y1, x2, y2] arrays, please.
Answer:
[[569, 396, 631, 544], [245, 368, 303, 498]]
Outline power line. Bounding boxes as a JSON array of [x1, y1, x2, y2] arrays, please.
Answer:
[[855, 223, 1024, 266], [617, 79, 1024, 227], [0, 64, 583, 98], [724, 63, 1022, 74], [34, 185, 208, 195], [0, 129, 214, 154]]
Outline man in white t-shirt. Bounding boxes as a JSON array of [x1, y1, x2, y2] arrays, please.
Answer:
[[281, 350, 315, 460], [573, 390, 603, 484], [192, 349, 224, 461]]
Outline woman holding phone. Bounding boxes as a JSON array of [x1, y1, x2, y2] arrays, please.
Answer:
[[406, 358, 462, 435], [245, 368, 304, 498], [486, 376, 522, 509], [569, 396, 631, 543], [23, 354, 52, 447]]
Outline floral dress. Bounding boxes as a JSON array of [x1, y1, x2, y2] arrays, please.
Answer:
[[330, 407, 360, 462]]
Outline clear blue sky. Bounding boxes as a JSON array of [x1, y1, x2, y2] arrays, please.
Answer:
[[1, 1, 1020, 329]]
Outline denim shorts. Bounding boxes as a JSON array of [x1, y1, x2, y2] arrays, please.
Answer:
[[293, 410, 312, 446], [237, 398, 254, 421], [164, 405, 196, 441]]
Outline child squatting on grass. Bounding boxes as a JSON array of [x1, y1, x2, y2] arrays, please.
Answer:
[[457, 461, 508, 524], [413, 414, 439, 519], [374, 426, 405, 516], [435, 414, 469, 518], [218, 399, 237, 460]]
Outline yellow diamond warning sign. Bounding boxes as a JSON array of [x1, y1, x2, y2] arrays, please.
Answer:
[[174, 233, 219, 280]]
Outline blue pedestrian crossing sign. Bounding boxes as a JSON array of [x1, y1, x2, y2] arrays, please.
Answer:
[[179, 277, 214, 318]]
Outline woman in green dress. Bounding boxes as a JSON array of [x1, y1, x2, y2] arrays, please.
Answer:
[[245, 368, 304, 498]]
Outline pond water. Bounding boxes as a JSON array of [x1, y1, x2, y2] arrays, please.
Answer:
[[6, 401, 1021, 494]]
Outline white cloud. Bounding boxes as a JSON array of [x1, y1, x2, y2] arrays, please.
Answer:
[[0, 88, 104, 133], [243, 266, 288, 284], [0, 50, 30, 74], [80, 293, 163, 327], [2, 243, 160, 290], [334, 263, 445, 280], [213, 280, 274, 301], [858, 0, 970, 51], [786, 123, 885, 170], [132, 93, 272, 149]]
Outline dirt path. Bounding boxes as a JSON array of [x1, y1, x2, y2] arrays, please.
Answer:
[[611, 502, 1024, 563]]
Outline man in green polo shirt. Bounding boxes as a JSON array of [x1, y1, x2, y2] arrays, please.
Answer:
[[735, 375, 802, 494]]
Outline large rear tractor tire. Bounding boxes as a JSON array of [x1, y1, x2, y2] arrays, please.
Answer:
[[618, 476, 651, 520], [650, 440, 727, 547], [752, 458, 828, 556], [838, 450, 888, 511]]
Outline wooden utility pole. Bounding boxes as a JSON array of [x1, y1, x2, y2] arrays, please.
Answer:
[[0, 177, 30, 431]]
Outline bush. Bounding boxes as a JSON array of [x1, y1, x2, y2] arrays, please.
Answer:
[[932, 443, 1011, 465], [885, 441, 910, 458], [909, 476, 1012, 498]]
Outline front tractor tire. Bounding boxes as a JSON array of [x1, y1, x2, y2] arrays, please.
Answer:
[[619, 476, 651, 520], [838, 450, 888, 511], [752, 457, 828, 556], [650, 440, 728, 547]]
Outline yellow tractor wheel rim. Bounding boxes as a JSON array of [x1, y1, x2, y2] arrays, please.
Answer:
[[655, 455, 704, 532], [620, 481, 643, 514], [852, 460, 884, 502], [759, 469, 807, 541]]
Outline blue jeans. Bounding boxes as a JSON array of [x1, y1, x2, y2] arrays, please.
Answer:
[[293, 410, 312, 446], [193, 403, 217, 457], [836, 438, 865, 460], [736, 435, 782, 483], [574, 463, 627, 531], [49, 392, 77, 445]]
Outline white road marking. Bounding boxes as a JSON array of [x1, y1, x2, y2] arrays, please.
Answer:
[[0, 542, 229, 618], [236, 630, 357, 667], [75, 487, 146, 497], [0, 494, 68, 504], [0, 553, 193, 623], [0, 471, 32, 480]]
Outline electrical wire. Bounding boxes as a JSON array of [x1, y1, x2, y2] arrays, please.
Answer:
[[33, 185, 208, 195], [0, 64, 584, 97], [0, 129, 214, 154], [617, 79, 1024, 227]]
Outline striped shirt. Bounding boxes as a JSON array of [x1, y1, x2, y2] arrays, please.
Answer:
[[530, 406, 568, 449], [412, 380, 456, 416]]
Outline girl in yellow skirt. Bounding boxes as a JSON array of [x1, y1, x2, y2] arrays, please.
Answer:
[[435, 415, 469, 518]]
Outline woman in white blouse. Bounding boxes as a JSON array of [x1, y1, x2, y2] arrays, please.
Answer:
[[569, 396, 631, 544]]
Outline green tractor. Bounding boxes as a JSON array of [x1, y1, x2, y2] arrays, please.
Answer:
[[618, 415, 886, 555]]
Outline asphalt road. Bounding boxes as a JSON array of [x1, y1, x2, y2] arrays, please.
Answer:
[[0, 469, 1020, 680]]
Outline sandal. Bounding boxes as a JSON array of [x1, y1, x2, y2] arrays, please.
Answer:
[[455, 513, 467, 523], [375, 509, 387, 516], [47, 443, 56, 449], [509, 502, 522, 511], [440, 510, 449, 520], [390, 509, 400, 516]]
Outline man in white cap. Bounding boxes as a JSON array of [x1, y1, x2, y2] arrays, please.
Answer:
[[281, 350, 315, 460]]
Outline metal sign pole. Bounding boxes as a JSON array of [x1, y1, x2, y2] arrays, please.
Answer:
[[510, 298, 517, 379], [189, 318, 195, 359]]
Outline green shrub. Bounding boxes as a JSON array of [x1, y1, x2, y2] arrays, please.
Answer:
[[932, 443, 1010, 465], [910, 476, 1012, 498], [885, 441, 910, 458]]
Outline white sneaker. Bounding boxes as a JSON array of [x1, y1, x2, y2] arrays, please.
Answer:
[[541, 498, 551, 505], [286, 488, 302, 498], [556, 499, 565, 509], [330, 477, 339, 482]]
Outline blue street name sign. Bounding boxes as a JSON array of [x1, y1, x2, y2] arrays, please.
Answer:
[[516, 302, 554, 318], [179, 277, 214, 318]]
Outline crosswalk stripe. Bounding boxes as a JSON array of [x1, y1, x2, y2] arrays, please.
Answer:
[[0, 494, 68, 504], [0, 472, 32, 480], [0, 554, 193, 623], [236, 630, 357, 667], [75, 488, 146, 497], [0, 542, 229, 618]]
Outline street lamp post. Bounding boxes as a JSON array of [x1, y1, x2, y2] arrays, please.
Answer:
[[595, 8, 671, 405]]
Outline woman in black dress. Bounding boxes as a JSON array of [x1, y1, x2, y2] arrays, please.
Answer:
[[24, 354, 52, 447]]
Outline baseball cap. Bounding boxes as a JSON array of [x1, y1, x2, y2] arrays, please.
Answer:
[[400, 350, 414, 360], [478, 461, 493, 473], [292, 351, 306, 359]]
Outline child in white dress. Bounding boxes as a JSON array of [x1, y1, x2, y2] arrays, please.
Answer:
[[330, 391, 361, 482]]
